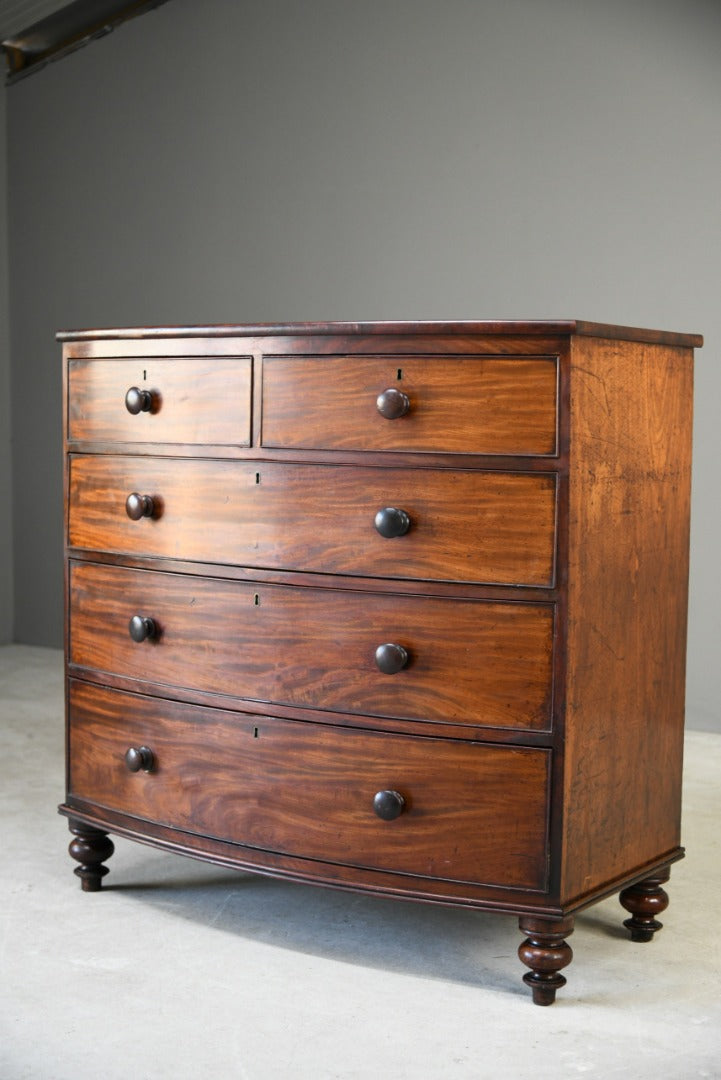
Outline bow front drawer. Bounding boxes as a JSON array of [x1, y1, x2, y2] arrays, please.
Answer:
[[69, 561, 555, 731], [261, 355, 558, 455], [68, 456, 557, 587], [67, 358, 252, 450], [68, 680, 551, 891]]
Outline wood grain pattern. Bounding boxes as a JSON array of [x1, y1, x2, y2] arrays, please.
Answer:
[[560, 337, 693, 902], [69, 561, 554, 730], [68, 357, 252, 446], [261, 356, 558, 455], [68, 456, 557, 587], [68, 680, 551, 890]]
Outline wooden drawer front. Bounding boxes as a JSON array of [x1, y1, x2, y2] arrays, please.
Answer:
[[68, 456, 557, 587], [69, 562, 554, 731], [262, 356, 558, 455], [67, 358, 252, 448], [68, 681, 551, 890]]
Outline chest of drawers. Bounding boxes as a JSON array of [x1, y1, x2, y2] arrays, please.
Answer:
[[59, 320, 700, 1004]]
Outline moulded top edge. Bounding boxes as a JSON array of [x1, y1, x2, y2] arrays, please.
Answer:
[[56, 320, 703, 348]]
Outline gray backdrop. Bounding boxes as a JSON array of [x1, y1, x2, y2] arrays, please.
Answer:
[[3, 0, 720, 729], [0, 78, 10, 644]]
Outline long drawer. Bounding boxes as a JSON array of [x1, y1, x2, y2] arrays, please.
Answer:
[[68, 456, 557, 587], [261, 355, 558, 455], [68, 680, 551, 890], [67, 357, 252, 448], [69, 561, 554, 730]]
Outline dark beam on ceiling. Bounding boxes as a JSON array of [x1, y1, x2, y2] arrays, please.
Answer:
[[2, 0, 171, 83]]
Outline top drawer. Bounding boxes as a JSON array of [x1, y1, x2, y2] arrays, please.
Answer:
[[67, 358, 252, 449], [261, 356, 558, 456]]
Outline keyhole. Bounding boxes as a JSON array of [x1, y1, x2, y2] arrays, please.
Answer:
[[254, 593, 260, 606], [397, 368, 403, 380], [255, 472, 261, 484]]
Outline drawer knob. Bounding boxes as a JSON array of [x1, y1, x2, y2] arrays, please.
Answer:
[[125, 386, 153, 414], [125, 493, 155, 520], [376, 387, 410, 419], [128, 615, 157, 643], [373, 789, 405, 821], [374, 507, 411, 538], [375, 643, 408, 674], [124, 746, 155, 773]]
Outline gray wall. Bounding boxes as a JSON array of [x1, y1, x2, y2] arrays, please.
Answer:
[[6, 0, 721, 729], [0, 78, 12, 644]]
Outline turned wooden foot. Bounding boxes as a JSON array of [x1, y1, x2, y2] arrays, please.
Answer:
[[68, 821, 115, 892], [619, 867, 670, 942], [518, 915, 575, 1005]]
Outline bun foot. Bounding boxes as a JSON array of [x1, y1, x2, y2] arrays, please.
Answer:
[[68, 821, 115, 891], [620, 868, 670, 942], [518, 915, 574, 1005]]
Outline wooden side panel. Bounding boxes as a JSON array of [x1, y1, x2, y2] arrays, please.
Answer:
[[68, 680, 551, 890], [262, 356, 558, 455], [69, 561, 555, 730], [561, 337, 693, 902]]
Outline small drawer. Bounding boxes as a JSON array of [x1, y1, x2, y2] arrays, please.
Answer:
[[67, 358, 252, 449], [68, 456, 557, 588], [69, 562, 555, 731], [68, 680, 551, 890], [262, 355, 558, 456]]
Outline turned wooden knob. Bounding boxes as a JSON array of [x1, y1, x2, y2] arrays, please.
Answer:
[[375, 643, 408, 674], [374, 507, 411, 538], [125, 492, 155, 520], [376, 387, 410, 419], [124, 746, 155, 772], [128, 615, 157, 643], [373, 790, 405, 821], [125, 386, 153, 414]]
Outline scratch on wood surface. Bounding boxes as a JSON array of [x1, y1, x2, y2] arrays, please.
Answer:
[[583, 430, 637, 454], [574, 365, 612, 416], [589, 622, 625, 662]]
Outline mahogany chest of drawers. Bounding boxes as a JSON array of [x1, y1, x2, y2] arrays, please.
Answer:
[[59, 320, 700, 1004]]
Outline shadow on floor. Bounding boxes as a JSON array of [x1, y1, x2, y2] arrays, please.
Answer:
[[97, 841, 628, 992]]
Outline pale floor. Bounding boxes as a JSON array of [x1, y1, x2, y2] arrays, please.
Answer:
[[1, 644, 719, 1080]]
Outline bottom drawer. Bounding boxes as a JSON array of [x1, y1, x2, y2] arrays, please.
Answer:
[[68, 680, 551, 891]]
